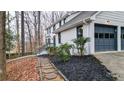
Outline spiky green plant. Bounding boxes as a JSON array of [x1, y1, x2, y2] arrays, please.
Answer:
[[73, 37, 90, 56], [57, 43, 73, 62]]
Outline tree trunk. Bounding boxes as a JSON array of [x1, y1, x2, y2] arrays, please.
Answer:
[[7, 11, 11, 59], [37, 11, 41, 48], [0, 11, 6, 80], [26, 21, 32, 53], [33, 12, 38, 52], [15, 11, 20, 56], [21, 11, 25, 56]]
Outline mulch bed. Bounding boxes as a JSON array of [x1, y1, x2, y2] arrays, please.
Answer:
[[49, 55, 116, 81], [6, 57, 40, 81]]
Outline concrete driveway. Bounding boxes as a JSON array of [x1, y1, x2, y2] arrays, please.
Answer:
[[95, 52, 124, 81]]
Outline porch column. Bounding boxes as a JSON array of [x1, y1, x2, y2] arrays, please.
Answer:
[[89, 22, 95, 54], [117, 26, 121, 51]]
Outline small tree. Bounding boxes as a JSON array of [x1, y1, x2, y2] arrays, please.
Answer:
[[57, 43, 73, 62], [73, 37, 90, 56], [5, 29, 15, 53]]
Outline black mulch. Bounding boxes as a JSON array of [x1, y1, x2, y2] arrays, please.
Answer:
[[49, 55, 116, 81]]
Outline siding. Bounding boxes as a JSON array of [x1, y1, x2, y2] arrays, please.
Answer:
[[97, 11, 124, 22], [55, 24, 92, 55], [56, 27, 78, 55], [61, 28, 76, 44], [95, 11, 124, 26], [55, 23, 60, 29], [65, 12, 81, 23]]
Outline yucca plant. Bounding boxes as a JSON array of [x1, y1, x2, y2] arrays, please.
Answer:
[[73, 37, 90, 56]]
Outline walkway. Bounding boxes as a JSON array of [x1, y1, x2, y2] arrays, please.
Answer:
[[95, 52, 124, 81], [37, 57, 64, 81]]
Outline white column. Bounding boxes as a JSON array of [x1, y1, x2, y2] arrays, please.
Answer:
[[117, 26, 121, 51], [89, 22, 95, 54], [83, 24, 89, 55]]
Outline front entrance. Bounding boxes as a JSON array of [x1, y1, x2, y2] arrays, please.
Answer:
[[95, 24, 117, 52]]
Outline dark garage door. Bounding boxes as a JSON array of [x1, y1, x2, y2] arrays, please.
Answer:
[[95, 24, 117, 52], [121, 27, 124, 50]]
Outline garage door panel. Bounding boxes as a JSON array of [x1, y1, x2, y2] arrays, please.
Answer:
[[95, 24, 117, 52]]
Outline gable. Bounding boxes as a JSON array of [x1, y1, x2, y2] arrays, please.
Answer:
[[96, 11, 124, 23]]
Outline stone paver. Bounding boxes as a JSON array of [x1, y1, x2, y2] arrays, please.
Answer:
[[37, 57, 64, 81], [44, 73, 57, 80], [42, 68, 56, 74], [95, 52, 124, 81]]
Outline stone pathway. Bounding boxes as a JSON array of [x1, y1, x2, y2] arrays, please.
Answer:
[[95, 52, 124, 81], [37, 57, 64, 81]]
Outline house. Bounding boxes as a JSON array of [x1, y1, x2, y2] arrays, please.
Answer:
[[46, 11, 124, 55]]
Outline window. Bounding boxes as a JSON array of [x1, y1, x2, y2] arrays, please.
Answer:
[[77, 26, 83, 38], [49, 29, 51, 34], [105, 33, 109, 38], [121, 34, 123, 39], [110, 33, 114, 38], [99, 33, 104, 38], [59, 21, 61, 27], [48, 38, 51, 45], [58, 32, 61, 43], [122, 34, 124, 39], [53, 25, 55, 31], [53, 36, 56, 47], [46, 39, 48, 44], [47, 28, 51, 34], [95, 33, 98, 38], [63, 18, 66, 24], [47, 30, 49, 34]]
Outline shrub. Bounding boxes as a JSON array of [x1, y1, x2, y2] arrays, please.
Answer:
[[46, 46, 58, 56], [57, 43, 73, 62], [73, 37, 90, 56]]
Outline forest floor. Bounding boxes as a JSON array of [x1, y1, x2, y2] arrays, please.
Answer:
[[6, 56, 40, 81]]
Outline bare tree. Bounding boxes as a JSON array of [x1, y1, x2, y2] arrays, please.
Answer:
[[15, 11, 20, 56], [0, 11, 6, 80], [37, 11, 41, 47], [25, 12, 33, 53], [15, 11, 68, 54], [21, 11, 25, 56], [32, 11, 38, 52], [7, 11, 11, 58]]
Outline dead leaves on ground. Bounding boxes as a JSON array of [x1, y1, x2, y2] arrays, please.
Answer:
[[6, 57, 40, 81]]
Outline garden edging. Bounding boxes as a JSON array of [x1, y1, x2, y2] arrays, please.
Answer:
[[7, 55, 36, 63], [49, 60, 69, 81]]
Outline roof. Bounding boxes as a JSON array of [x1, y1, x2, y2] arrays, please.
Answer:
[[54, 11, 98, 33], [46, 11, 80, 29]]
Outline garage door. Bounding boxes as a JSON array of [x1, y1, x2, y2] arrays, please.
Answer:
[[95, 24, 117, 52], [121, 27, 124, 50]]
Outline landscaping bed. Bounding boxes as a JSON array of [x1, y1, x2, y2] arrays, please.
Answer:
[[49, 55, 115, 81], [6, 56, 40, 81]]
